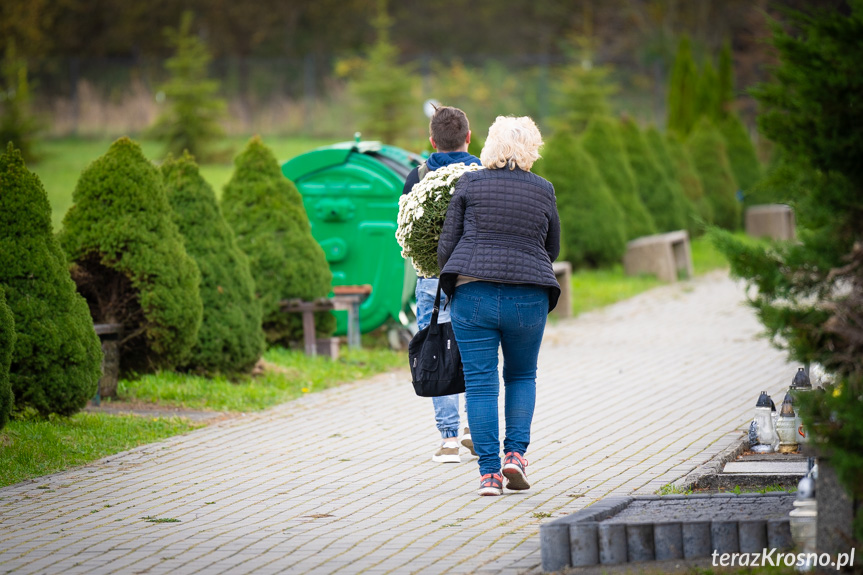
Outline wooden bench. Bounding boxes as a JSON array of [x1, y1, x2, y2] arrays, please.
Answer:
[[622, 230, 693, 283], [93, 323, 123, 404], [280, 285, 372, 358], [746, 204, 795, 240]]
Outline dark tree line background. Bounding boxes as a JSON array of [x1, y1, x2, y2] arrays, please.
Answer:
[[0, 0, 847, 137]]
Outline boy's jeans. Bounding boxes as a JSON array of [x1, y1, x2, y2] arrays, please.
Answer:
[[450, 281, 548, 475], [416, 277, 460, 439]]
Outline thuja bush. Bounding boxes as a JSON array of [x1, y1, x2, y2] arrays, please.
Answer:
[[686, 118, 739, 230], [537, 131, 626, 267], [581, 117, 656, 240], [719, 114, 762, 197], [221, 137, 334, 345], [59, 137, 202, 373], [0, 143, 102, 416], [162, 152, 265, 375], [0, 286, 14, 430], [663, 132, 713, 228], [620, 119, 689, 234], [644, 127, 700, 237]]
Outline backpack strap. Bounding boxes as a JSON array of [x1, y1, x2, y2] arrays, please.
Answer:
[[417, 161, 429, 182]]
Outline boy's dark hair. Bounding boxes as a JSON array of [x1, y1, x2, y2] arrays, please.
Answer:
[[429, 106, 470, 151]]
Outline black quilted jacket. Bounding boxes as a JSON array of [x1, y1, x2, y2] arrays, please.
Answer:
[[437, 167, 562, 311]]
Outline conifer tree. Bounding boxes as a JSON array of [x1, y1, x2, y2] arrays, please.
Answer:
[[713, 2, 863, 539], [687, 118, 739, 230], [0, 143, 102, 416], [349, 0, 417, 145], [644, 127, 699, 236], [554, 36, 616, 134], [538, 131, 626, 267], [0, 40, 39, 163], [667, 35, 699, 136], [717, 41, 735, 117], [581, 117, 656, 239], [620, 118, 689, 233], [59, 137, 202, 372], [221, 137, 334, 345], [0, 286, 14, 430], [162, 152, 264, 375], [695, 60, 721, 122], [719, 113, 762, 197], [664, 132, 713, 227], [150, 11, 225, 161]]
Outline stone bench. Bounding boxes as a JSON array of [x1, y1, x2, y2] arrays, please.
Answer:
[[622, 230, 693, 283], [745, 204, 795, 240], [552, 261, 572, 318]]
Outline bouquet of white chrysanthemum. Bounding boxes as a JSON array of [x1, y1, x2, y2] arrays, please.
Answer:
[[396, 162, 482, 278]]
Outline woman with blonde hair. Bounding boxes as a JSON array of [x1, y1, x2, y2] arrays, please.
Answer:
[[438, 116, 560, 496]]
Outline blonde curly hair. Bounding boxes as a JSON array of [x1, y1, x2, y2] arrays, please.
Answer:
[[480, 115, 543, 171]]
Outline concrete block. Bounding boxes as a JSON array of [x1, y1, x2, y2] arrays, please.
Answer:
[[816, 458, 857, 557], [682, 521, 712, 558], [767, 519, 794, 551], [623, 230, 693, 283], [711, 521, 740, 554], [539, 521, 571, 573], [570, 522, 599, 567], [738, 520, 767, 554], [654, 522, 684, 560], [552, 261, 572, 318], [598, 523, 627, 565], [745, 204, 795, 240], [626, 523, 655, 562], [316, 337, 340, 359]]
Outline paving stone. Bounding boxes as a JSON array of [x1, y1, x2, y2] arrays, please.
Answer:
[[0, 272, 796, 575]]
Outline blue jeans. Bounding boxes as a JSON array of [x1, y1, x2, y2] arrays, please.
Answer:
[[416, 277, 461, 439], [450, 281, 548, 475]]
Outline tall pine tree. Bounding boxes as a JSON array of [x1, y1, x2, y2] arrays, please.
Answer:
[[149, 11, 226, 161], [667, 35, 699, 136]]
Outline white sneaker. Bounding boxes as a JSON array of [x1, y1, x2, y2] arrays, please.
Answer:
[[432, 441, 460, 463], [460, 427, 477, 457]]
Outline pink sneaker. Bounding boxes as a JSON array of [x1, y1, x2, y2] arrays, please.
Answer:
[[502, 452, 530, 490]]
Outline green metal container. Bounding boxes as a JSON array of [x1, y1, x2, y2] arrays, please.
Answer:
[[282, 139, 422, 336]]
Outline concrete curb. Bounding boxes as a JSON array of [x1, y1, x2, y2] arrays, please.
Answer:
[[538, 493, 795, 573]]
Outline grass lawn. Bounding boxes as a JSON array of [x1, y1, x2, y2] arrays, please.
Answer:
[[0, 413, 203, 488], [31, 135, 340, 229], [117, 346, 403, 412], [568, 234, 730, 317]]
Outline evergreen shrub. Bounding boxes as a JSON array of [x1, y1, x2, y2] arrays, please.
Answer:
[[162, 152, 265, 375], [619, 119, 688, 233], [59, 137, 202, 373], [687, 118, 740, 230], [537, 131, 626, 267], [221, 137, 334, 345], [581, 117, 656, 239], [0, 286, 14, 430], [664, 132, 713, 227], [0, 143, 102, 416], [644, 127, 700, 237], [719, 114, 762, 196], [667, 35, 699, 136]]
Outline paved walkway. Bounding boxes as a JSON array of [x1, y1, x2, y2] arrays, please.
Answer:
[[0, 271, 794, 575]]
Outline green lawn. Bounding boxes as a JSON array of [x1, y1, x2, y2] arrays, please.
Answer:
[[117, 346, 403, 412], [0, 413, 203, 488], [31, 135, 339, 229], [568, 234, 730, 317]]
